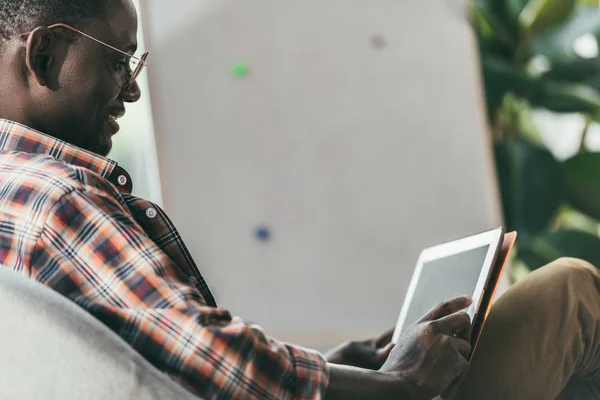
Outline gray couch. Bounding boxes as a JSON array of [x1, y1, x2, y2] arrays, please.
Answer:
[[0, 267, 202, 400]]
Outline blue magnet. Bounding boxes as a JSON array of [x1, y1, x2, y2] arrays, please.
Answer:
[[255, 226, 271, 242]]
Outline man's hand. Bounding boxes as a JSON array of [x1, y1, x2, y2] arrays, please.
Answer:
[[325, 296, 473, 400], [379, 296, 473, 400], [325, 328, 395, 370]]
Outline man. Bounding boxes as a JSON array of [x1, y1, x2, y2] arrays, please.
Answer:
[[0, 0, 599, 399]]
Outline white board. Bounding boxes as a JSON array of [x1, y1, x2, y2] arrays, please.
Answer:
[[141, 0, 502, 348]]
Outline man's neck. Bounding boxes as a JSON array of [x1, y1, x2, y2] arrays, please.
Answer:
[[0, 96, 33, 130]]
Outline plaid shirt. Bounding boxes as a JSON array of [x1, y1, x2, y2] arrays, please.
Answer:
[[0, 119, 329, 399]]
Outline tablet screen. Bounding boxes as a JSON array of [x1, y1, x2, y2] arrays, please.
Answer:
[[399, 245, 490, 334]]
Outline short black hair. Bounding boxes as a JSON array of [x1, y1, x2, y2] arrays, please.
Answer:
[[0, 0, 107, 42]]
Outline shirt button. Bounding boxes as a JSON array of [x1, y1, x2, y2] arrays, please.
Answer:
[[117, 175, 128, 186], [146, 208, 157, 219]]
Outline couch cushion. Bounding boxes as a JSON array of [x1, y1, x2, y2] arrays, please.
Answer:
[[0, 267, 202, 400]]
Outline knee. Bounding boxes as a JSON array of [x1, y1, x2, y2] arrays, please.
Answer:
[[541, 257, 599, 289], [546, 257, 597, 274], [509, 258, 600, 322]]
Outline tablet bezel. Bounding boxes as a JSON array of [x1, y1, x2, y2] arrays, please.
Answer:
[[391, 227, 504, 344]]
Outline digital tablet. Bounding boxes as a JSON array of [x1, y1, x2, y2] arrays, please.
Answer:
[[468, 230, 516, 359], [391, 227, 510, 346]]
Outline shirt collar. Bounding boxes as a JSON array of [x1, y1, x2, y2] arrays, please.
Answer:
[[0, 119, 133, 194]]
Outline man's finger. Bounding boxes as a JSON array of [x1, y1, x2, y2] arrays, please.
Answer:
[[440, 377, 461, 400], [430, 311, 472, 336], [435, 335, 470, 362], [454, 320, 472, 342], [451, 337, 471, 360], [375, 343, 394, 360], [420, 296, 472, 322], [349, 341, 379, 360], [375, 327, 395, 347], [440, 358, 470, 400]]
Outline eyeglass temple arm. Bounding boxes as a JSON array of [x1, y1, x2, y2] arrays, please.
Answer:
[[20, 23, 147, 65]]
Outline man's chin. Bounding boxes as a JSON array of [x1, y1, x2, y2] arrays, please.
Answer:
[[87, 134, 113, 157]]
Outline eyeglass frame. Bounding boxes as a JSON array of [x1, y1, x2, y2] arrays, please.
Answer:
[[20, 23, 148, 89]]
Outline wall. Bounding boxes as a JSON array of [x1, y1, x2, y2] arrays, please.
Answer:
[[109, 0, 163, 205], [141, 0, 502, 348]]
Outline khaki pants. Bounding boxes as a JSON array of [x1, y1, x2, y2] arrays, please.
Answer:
[[456, 258, 600, 400]]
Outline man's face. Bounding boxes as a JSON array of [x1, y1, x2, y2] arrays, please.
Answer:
[[33, 0, 141, 156]]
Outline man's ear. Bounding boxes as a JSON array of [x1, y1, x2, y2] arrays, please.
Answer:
[[24, 27, 56, 87]]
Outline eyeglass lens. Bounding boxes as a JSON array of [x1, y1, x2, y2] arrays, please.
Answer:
[[126, 53, 148, 88]]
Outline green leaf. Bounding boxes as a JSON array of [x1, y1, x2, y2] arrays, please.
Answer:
[[481, 56, 539, 117], [499, 94, 545, 146], [478, 57, 600, 117], [542, 57, 600, 82], [495, 139, 565, 236], [519, 229, 600, 269], [506, 0, 529, 21], [470, 2, 519, 54], [588, 73, 600, 92], [477, 0, 526, 42], [532, 81, 600, 116], [534, 6, 600, 60], [563, 152, 600, 219], [520, 0, 578, 37], [553, 205, 600, 235], [471, 5, 495, 40]]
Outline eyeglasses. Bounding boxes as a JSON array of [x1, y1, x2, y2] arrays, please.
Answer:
[[20, 23, 148, 89]]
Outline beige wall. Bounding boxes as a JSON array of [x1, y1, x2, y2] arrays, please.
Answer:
[[141, 0, 502, 348], [110, 0, 163, 205]]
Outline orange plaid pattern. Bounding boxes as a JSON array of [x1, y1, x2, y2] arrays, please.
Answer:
[[0, 119, 329, 399]]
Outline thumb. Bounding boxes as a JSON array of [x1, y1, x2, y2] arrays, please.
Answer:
[[368, 343, 395, 370], [376, 343, 394, 360]]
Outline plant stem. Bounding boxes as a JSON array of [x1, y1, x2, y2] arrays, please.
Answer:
[[579, 117, 592, 153]]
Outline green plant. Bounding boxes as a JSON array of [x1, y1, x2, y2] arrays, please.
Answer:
[[471, 0, 600, 274]]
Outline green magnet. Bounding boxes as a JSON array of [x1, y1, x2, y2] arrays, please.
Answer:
[[232, 61, 250, 78]]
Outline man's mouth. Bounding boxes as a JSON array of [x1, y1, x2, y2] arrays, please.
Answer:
[[106, 114, 120, 134]]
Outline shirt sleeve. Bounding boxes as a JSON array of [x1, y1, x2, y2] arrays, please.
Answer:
[[30, 188, 330, 399]]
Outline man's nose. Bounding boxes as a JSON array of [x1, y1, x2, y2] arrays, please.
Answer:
[[120, 81, 142, 103]]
